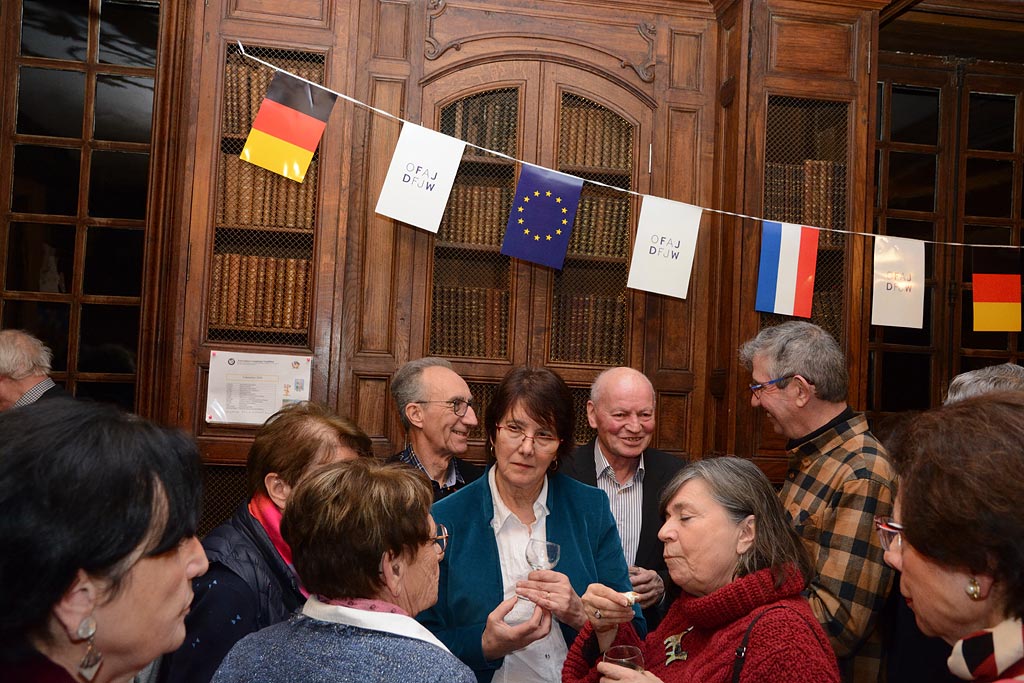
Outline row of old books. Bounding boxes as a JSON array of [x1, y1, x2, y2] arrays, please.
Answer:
[[222, 58, 324, 135], [764, 160, 846, 247], [438, 183, 512, 246], [430, 286, 510, 358], [446, 97, 517, 157], [209, 253, 310, 330], [219, 153, 317, 230], [567, 194, 630, 259], [560, 106, 632, 171], [551, 293, 627, 365]]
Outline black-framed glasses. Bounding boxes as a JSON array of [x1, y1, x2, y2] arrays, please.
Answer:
[[748, 375, 795, 398], [874, 516, 903, 552], [496, 423, 561, 453], [433, 523, 449, 553], [415, 398, 475, 417]]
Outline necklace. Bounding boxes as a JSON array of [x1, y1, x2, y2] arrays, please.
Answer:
[[664, 625, 695, 665]]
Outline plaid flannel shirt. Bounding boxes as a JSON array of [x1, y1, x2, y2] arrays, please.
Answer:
[[781, 412, 896, 683]]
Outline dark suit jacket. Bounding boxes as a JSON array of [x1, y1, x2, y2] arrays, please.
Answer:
[[36, 383, 70, 402], [561, 439, 686, 628]]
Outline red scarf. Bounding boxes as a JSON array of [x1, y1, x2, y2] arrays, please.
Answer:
[[248, 492, 308, 596]]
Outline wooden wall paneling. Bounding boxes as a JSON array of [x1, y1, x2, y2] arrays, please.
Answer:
[[710, 0, 753, 458], [352, 371, 395, 455], [225, 0, 333, 29]]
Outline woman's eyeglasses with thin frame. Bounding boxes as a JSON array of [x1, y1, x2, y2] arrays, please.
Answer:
[[433, 523, 449, 553], [496, 423, 561, 453], [874, 516, 903, 552]]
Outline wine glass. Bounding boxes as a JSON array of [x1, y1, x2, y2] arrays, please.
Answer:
[[525, 538, 560, 571], [603, 645, 645, 671]]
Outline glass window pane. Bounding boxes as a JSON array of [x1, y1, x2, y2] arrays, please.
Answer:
[[88, 151, 149, 219], [79, 304, 139, 373], [84, 227, 144, 296], [6, 222, 75, 293], [879, 352, 931, 411], [961, 291, 1011, 352], [962, 226, 1013, 281], [75, 381, 135, 411], [967, 93, 1015, 152], [886, 218, 935, 278], [12, 145, 80, 215], [964, 158, 1013, 218], [887, 151, 936, 212], [95, 75, 154, 142], [1, 300, 71, 372], [17, 67, 85, 138], [99, 0, 159, 68], [21, 0, 88, 61], [890, 86, 940, 146]]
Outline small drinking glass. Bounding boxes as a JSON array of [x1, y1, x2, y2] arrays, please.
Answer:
[[603, 645, 645, 671], [525, 538, 560, 571]]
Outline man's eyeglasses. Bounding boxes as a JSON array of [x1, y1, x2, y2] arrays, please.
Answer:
[[433, 523, 449, 553], [415, 398, 475, 417], [874, 516, 903, 552], [496, 423, 561, 453], [748, 375, 795, 399]]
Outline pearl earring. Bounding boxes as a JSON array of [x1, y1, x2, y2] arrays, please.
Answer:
[[965, 577, 982, 601]]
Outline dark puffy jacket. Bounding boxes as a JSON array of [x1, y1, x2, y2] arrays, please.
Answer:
[[158, 503, 304, 683]]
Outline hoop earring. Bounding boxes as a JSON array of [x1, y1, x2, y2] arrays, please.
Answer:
[[76, 615, 103, 681], [966, 577, 982, 601]]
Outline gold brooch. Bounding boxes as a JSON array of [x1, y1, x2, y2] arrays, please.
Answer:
[[663, 626, 694, 665]]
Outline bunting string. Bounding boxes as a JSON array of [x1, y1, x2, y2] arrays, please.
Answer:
[[236, 43, 1019, 252]]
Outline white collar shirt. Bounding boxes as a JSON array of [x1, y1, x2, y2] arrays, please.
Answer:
[[593, 441, 645, 567]]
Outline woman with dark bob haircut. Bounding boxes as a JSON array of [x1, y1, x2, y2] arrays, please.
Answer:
[[418, 366, 644, 682], [564, 456, 839, 683], [880, 391, 1024, 681], [210, 459, 474, 682], [1, 399, 208, 683]]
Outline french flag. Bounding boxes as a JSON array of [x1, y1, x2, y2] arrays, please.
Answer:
[[755, 221, 819, 318]]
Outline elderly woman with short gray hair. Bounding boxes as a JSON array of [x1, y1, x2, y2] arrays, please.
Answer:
[[563, 457, 839, 683]]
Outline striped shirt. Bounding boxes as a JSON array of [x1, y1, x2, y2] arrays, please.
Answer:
[[593, 442, 644, 566], [12, 377, 56, 409]]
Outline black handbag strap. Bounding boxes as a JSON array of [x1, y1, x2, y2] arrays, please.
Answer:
[[731, 605, 820, 683]]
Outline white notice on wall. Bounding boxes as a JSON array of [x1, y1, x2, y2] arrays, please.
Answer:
[[206, 350, 312, 425]]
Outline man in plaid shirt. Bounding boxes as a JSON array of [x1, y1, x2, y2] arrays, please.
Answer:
[[741, 321, 895, 683]]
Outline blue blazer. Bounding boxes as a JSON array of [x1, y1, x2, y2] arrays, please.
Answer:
[[417, 469, 646, 682]]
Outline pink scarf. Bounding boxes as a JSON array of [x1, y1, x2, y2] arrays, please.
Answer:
[[248, 492, 308, 596]]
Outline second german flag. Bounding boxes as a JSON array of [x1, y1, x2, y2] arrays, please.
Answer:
[[972, 248, 1022, 332], [240, 71, 336, 182]]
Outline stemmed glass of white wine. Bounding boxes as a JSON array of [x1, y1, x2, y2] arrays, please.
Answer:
[[603, 645, 645, 671], [525, 538, 560, 571]]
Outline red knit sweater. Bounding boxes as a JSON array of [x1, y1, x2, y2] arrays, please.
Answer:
[[562, 565, 840, 683]]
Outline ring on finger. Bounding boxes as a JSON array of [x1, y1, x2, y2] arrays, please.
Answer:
[[594, 609, 602, 620]]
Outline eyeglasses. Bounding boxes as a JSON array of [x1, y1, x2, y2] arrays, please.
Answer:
[[496, 423, 561, 453], [415, 398, 475, 417], [874, 516, 903, 552], [748, 375, 795, 399], [433, 523, 449, 553]]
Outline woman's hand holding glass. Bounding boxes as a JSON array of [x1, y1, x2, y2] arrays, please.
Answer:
[[481, 595, 552, 660], [515, 568, 587, 630]]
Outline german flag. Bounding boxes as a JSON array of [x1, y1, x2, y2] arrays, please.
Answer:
[[972, 247, 1022, 332], [240, 72, 336, 182]]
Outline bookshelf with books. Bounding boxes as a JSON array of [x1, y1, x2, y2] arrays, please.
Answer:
[[206, 45, 325, 346]]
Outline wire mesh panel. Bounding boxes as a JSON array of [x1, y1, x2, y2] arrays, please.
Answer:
[[430, 89, 518, 359], [198, 464, 248, 538], [761, 96, 849, 341], [550, 92, 634, 365], [207, 44, 325, 347], [570, 386, 598, 446]]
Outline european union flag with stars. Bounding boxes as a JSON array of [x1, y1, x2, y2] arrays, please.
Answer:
[[500, 164, 584, 270]]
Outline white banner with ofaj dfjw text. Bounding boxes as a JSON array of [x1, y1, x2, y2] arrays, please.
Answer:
[[871, 235, 925, 329], [627, 196, 702, 299], [375, 123, 467, 233]]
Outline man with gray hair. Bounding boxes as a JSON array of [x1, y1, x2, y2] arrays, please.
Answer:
[[0, 329, 67, 411], [739, 321, 894, 683], [561, 366, 685, 630], [944, 362, 1024, 404], [389, 357, 483, 501]]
